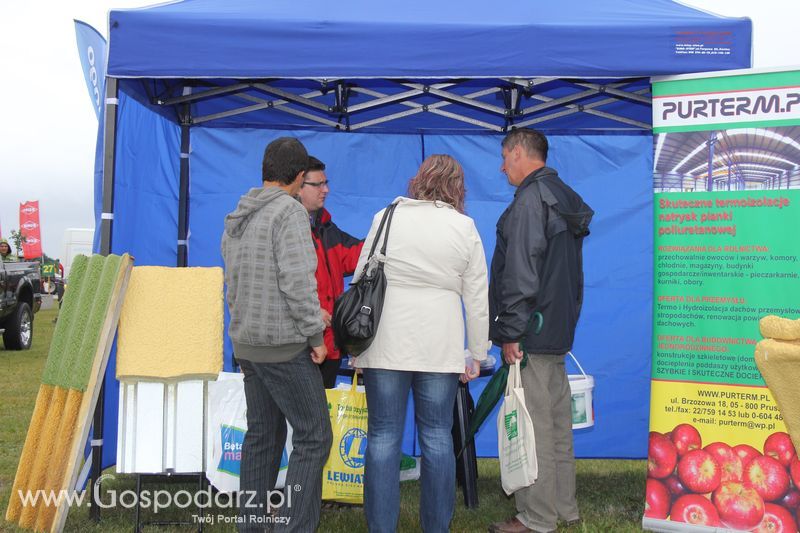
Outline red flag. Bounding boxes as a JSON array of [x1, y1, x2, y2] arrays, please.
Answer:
[[19, 201, 43, 259]]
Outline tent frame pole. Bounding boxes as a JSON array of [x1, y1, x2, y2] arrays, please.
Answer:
[[178, 104, 190, 267], [91, 75, 119, 522]]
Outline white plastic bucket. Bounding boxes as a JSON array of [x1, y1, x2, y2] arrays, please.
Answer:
[[567, 352, 594, 429]]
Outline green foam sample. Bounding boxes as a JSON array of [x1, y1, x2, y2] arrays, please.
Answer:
[[41, 255, 89, 385], [42, 254, 123, 390], [66, 254, 122, 391]]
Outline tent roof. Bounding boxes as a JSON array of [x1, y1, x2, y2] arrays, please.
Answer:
[[107, 0, 752, 79]]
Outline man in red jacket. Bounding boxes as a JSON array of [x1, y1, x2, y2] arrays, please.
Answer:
[[298, 156, 365, 388]]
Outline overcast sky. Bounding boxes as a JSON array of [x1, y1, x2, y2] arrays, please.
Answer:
[[1, 1, 797, 258]]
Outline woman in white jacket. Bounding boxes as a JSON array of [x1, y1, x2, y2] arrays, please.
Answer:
[[354, 154, 489, 533]]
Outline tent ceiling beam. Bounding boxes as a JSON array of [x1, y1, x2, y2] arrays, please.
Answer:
[[520, 86, 612, 115], [515, 88, 650, 129], [348, 86, 504, 131], [266, 102, 344, 128], [505, 77, 561, 89], [351, 86, 502, 112], [572, 82, 652, 105], [509, 80, 633, 115], [157, 82, 253, 106], [151, 77, 651, 132], [191, 90, 325, 125], [347, 83, 454, 113], [504, 78, 651, 127], [401, 82, 508, 116], [251, 83, 331, 113]]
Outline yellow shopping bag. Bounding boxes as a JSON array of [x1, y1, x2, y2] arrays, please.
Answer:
[[322, 378, 367, 504]]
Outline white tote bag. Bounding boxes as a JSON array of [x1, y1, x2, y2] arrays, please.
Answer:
[[497, 360, 538, 494], [206, 372, 293, 493]]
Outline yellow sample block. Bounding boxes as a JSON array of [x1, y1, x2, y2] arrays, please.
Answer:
[[116, 266, 224, 380], [759, 315, 800, 341], [755, 338, 800, 454]]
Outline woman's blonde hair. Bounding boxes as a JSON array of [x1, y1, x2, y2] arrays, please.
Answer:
[[408, 154, 465, 213]]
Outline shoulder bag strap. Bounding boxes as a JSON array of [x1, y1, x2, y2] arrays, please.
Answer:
[[378, 202, 398, 256], [355, 202, 398, 282], [366, 202, 397, 260]]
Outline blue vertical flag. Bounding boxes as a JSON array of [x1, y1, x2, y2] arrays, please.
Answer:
[[74, 20, 107, 121], [74, 20, 107, 255]]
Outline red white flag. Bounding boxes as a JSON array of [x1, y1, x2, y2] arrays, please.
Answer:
[[19, 201, 43, 259]]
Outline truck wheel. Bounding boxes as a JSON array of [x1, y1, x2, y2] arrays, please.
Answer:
[[3, 302, 33, 350]]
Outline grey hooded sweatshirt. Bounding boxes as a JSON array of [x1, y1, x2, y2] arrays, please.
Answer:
[[221, 186, 324, 363]]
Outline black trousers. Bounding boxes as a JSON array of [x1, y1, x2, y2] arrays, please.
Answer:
[[317, 357, 341, 388], [237, 355, 333, 532]]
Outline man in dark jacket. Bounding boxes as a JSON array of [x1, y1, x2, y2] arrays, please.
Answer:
[[298, 156, 364, 388], [488, 129, 593, 533]]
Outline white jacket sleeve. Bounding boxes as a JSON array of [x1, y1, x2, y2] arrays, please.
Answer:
[[461, 220, 489, 361]]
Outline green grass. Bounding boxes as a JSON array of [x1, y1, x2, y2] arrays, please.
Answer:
[[1, 306, 647, 532]]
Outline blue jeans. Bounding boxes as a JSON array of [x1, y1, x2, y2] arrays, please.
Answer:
[[362, 369, 459, 533]]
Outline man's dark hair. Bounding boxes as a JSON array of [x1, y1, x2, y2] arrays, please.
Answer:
[[501, 128, 549, 162], [262, 137, 309, 184], [306, 156, 326, 173]]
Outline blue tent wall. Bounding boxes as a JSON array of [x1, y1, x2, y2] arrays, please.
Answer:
[[426, 134, 654, 457], [99, 91, 181, 467], [107, 126, 651, 459]]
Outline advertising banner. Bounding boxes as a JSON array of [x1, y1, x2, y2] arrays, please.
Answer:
[[74, 21, 107, 254], [19, 200, 42, 259], [644, 69, 800, 531], [74, 20, 107, 122]]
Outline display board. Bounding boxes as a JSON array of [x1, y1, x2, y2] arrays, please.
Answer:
[[644, 68, 800, 531]]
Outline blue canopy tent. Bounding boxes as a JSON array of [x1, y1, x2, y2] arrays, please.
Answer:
[[92, 0, 751, 491]]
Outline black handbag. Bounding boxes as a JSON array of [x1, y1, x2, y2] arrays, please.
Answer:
[[332, 202, 398, 356]]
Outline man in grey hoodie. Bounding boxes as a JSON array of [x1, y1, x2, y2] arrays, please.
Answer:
[[221, 137, 332, 532]]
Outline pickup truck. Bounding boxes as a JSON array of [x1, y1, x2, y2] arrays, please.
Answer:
[[1, 261, 42, 350]]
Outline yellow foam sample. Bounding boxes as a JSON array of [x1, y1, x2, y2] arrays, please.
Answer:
[[755, 337, 800, 455], [116, 266, 223, 380], [759, 314, 800, 341]]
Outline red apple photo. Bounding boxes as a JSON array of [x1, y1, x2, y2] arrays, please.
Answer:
[[780, 488, 800, 512], [764, 432, 797, 468], [747, 455, 791, 502], [645, 479, 671, 519], [791, 455, 800, 489], [753, 503, 798, 533], [670, 494, 721, 526], [734, 443, 762, 469], [678, 449, 721, 493], [705, 442, 744, 482], [649, 432, 678, 479], [664, 475, 688, 498], [713, 480, 766, 531], [671, 424, 702, 456]]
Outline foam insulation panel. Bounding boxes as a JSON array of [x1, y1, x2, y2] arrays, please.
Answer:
[[116, 266, 223, 380], [4, 253, 132, 533], [116, 380, 206, 474]]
